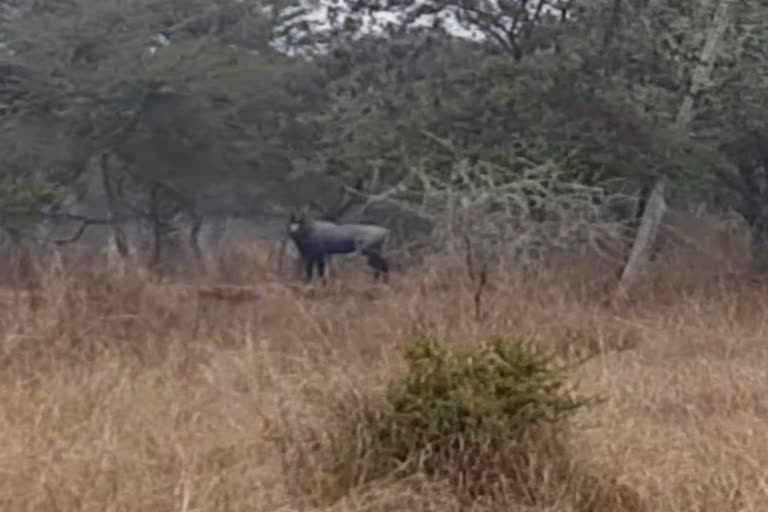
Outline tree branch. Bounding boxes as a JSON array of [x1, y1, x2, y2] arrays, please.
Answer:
[[47, 212, 141, 245]]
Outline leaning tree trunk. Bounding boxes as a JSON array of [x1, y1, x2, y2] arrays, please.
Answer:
[[615, 0, 735, 300], [615, 179, 667, 298]]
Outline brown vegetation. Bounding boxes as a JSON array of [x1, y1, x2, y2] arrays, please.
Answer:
[[0, 223, 766, 512]]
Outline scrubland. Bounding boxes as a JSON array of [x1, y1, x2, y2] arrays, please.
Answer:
[[0, 224, 767, 512]]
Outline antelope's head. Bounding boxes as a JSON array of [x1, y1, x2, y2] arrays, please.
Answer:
[[288, 208, 312, 239]]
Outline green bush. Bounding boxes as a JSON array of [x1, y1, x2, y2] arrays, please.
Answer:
[[0, 176, 57, 220], [297, 331, 594, 505]]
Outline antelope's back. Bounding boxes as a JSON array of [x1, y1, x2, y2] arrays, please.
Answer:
[[343, 223, 389, 247], [312, 220, 389, 250]]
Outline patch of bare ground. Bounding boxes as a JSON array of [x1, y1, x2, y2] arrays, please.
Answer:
[[0, 246, 766, 511]]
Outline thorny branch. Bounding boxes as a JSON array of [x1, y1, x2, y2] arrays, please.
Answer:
[[331, 130, 634, 267]]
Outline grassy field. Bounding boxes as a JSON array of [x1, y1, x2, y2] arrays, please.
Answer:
[[0, 236, 766, 511]]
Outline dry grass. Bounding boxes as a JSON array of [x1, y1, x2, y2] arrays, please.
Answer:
[[0, 234, 767, 512]]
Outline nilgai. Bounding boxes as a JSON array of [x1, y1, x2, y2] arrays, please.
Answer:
[[287, 210, 390, 283]]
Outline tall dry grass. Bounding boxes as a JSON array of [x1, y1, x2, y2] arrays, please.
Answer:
[[0, 217, 767, 511]]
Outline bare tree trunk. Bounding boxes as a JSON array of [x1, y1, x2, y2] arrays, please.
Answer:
[[615, 178, 666, 298], [615, 0, 735, 300], [601, 0, 623, 50], [150, 222, 186, 277], [188, 212, 208, 275], [100, 152, 130, 258], [276, 236, 288, 274], [149, 185, 166, 273], [189, 215, 203, 261], [6, 226, 38, 288], [147, 185, 203, 278]]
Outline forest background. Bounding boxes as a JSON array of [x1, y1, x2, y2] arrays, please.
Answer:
[[0, 1, 766, 511]]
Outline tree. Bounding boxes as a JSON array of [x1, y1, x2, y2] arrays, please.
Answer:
[[615, 0, 736, 298], [690, 0, 768, 271], [0, 0, 326, 271]]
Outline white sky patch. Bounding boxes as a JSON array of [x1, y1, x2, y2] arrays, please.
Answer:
[[270, 0, 495, 55]]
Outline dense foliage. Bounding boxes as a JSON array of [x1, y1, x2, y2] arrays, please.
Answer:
[[0, 0, 764, 268]]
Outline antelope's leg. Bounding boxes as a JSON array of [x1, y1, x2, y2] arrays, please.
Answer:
[[317, 257, 327, 283]]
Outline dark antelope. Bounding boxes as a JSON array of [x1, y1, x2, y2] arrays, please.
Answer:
[[287, 210, 391, 283]]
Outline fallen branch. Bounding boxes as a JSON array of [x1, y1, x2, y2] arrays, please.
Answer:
[[197, 285, 261, 302]]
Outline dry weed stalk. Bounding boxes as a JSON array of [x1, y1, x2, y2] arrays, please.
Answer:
[[463, 233, 489, 322]]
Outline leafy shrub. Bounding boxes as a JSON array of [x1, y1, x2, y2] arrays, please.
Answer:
[[288, 330, 595, 505]]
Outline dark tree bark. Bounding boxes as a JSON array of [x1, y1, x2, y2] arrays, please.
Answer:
[[5, 226, 38, 288], [601, 0, 623, 50]]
